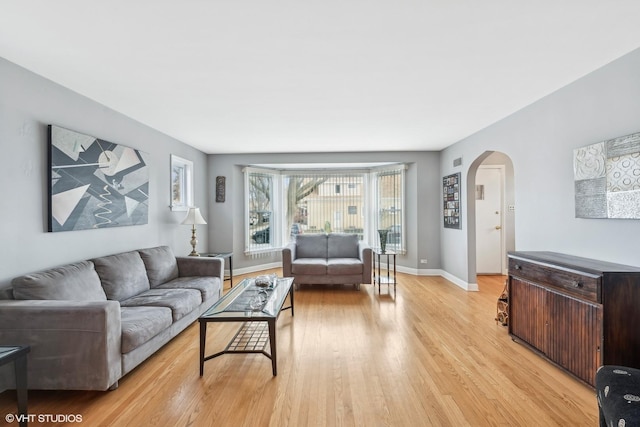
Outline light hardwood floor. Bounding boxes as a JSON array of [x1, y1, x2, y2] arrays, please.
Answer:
[[0, 271, 598, 426]]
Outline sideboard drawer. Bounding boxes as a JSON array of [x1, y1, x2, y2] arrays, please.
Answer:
[[509, 257, 601, 302]]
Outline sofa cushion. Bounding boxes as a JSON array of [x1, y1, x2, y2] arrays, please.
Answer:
[[328, 233, 359, 258], [327, 258, 364, 275], [138, 246, 179, 287], [296, 234, 328, 258], [120, 306, 173, 353], [292, 258, 327, 275], [11, 261, 107, 301], [156, 276, 221, 302], [120, 288, 202, 322], [92, 251, 150, 301]]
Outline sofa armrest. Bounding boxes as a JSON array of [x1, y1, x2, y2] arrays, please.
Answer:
[[358, 242, 372, 284], [0, 299, 122, 390], [176, 256, 223, 283], [282, 243, 296, 277]]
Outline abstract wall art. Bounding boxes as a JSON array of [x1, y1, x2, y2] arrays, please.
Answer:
[[574, 131, 640, 219], [48, 125, 150, 232]]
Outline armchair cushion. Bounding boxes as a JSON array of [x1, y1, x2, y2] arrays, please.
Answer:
[[292, 258, 327, 275], [327, 258, 364, 275], [296, 234, 328, 258], [328, 233, 359, 258]]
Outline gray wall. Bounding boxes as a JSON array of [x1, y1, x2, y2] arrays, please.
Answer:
[[7, 42, 637, 290], [207, 151, 442, 274], [0, 57, 209, 287], [441, 47, 640, 283]]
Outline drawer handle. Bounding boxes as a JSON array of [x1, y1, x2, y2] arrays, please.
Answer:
[[514, 264, 522, 270], [571, 280, 582, 288]]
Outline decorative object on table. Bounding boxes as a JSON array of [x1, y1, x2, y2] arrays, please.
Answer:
[[443, 172, 461, 229], [574, 131, 640, 219], [495, 279, 508, 326], [377, 229, 389, 253], [170, 155, 193, 211], [255, 275, 271, 288], [48, 125, 149, 232], [215, 176, 226, 202], [181, 207, 207, 256], [255, 274, 277, 288]]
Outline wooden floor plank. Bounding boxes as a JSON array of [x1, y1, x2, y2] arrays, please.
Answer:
[[0, 270, 598, 426]]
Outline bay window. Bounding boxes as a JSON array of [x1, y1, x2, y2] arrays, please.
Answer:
[[244, 164, 406, 254]]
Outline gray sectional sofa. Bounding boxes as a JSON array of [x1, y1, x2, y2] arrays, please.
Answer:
[[282, 233, 372, 289], [0, 246, 223, 391]]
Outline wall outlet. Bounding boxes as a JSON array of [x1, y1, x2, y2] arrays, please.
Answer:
[[420, 259, 428, 264]]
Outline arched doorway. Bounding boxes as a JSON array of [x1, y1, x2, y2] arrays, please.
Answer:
[[466, 151, 515, 288]]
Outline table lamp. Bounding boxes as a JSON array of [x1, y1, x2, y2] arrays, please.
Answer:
[[181, 207, 207, 256]]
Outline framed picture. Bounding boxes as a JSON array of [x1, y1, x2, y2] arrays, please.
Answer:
[[215, 176, 226, 202], [48, 125, 150, 232], [443, 172, 461, 229], [170, 155, 193, 211]]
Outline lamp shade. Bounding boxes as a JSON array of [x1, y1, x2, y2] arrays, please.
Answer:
[[181, 207, 207, 225]]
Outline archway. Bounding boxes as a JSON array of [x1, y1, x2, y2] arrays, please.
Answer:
[[466, 151, 515, 288]]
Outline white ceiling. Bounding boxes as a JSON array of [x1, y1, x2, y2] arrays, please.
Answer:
[[2, 1, 640, 154]]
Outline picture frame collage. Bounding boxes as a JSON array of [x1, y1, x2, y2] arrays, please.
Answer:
[[443, 172, 461, 229]]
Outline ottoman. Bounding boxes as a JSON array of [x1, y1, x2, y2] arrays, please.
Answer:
[[596, 365, 640, 427]]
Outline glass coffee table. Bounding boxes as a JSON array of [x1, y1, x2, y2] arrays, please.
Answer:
[[199, 276, 294, 377]]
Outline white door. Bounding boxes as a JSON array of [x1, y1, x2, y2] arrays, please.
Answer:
[[476, 166, 504, 274]]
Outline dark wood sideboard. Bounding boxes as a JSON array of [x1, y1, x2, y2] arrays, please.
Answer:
[[507, 251, 640, 387]]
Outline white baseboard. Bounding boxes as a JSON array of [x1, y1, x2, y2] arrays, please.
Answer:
[[237, 262, 479, 291], [438, 270, 478, 291], [233, 262, 282, 277]]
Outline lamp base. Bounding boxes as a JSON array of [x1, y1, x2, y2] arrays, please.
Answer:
[[189, 226, 200, 257]]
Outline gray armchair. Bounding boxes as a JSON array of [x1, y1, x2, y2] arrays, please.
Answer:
[[282, 233, 372, 289]]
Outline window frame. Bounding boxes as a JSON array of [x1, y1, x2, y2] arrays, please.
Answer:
[[370, 165, 406, 254], [243, 164, 406, 255], [170, 155, 194, 211]]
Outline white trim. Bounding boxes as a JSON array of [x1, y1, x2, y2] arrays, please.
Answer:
[[233, 262, 283, 277], [438, 269, 479, 291], [170, 155, 194, 211], [240, 263, 480, 291]]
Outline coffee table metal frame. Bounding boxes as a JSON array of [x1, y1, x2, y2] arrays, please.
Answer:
[[0, 345, 30, 427], [199, 277, 294, 376]]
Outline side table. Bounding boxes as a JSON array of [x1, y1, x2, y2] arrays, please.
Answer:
[[205, 252, 233, 287], [372, 249, 397, 295], [0, 345, 30, 427]]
